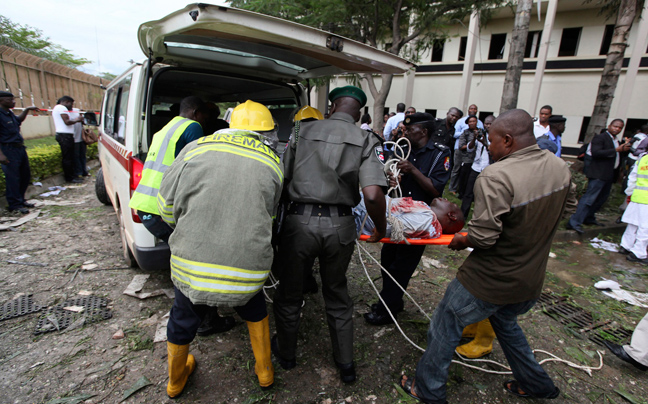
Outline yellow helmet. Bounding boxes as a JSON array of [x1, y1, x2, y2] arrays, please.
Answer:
[[294, 105, 324, 122], [230, 100, 275, 132]]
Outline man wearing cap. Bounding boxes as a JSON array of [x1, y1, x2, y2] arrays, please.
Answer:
[[365, 112, 456, 326], [0, 91, 40, 214], [542, 115, 566, 157], [272, 85, 387, 383]]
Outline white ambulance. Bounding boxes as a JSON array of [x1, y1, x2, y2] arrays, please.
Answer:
[[95, 4, 413, 270]]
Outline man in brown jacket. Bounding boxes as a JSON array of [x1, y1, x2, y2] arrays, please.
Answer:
[[398, 109, 570, 403]]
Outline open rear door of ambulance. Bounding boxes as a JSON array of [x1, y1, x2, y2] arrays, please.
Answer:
[[138, 3, 415, 82]]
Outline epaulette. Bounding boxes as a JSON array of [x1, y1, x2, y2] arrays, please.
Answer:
[[433, 142, 448, 151]]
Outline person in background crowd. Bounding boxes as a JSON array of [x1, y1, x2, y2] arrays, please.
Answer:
[[605, 311, 648, 371], [534, 105, 552, 138], [384, 103, 406, 142], [450, 104, 483, 193], [361, 113, 373, 131], [617, 150, 648, 264], [0, 91, 40, 214], [70, 107, 89, 179], [460, 115, 495, 219], [406, 107, 416, 116], [52, 96, 84, 183], [568, 119, 631, 234]]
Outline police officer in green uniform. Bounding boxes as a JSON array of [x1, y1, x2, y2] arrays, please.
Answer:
[[272, 86, 387, 383]]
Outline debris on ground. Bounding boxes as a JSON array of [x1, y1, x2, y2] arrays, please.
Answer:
[[121, 376, 152, 401], [0, 210, 40, 231], [589, 237, 619, 252], [153, 312, 170, 343], [123, 274, 172, 299]]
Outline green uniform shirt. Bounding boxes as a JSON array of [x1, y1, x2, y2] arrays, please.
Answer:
[[283, 112, 387, 206]]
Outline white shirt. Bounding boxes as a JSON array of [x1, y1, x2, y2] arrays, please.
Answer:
[[468, 138, 490, 173], [52, 104, 75, 134], [383, 112, 404, 141], [533, 120, 550, 138]]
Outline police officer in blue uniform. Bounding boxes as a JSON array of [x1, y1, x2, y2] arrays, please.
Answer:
[[0, 91, 40, 214], [365, 112, 454, 325]]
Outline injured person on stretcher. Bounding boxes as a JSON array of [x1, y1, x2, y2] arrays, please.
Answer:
[[354, 195, 465, 241]]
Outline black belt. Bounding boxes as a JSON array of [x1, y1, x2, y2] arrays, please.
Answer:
[[1, 142, 24, 148], [288, 202, 352, 217]]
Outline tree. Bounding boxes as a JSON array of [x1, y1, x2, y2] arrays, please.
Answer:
[[583, 0, 642, 142], [0, 15, 90, 68], [228, 0, 505, 125], [499, 0, 532, 113]]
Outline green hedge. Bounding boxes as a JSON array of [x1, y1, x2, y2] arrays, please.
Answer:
[[0, 143, 98, 196]]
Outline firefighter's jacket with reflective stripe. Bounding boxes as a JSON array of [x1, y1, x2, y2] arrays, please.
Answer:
[[631, 154, 648, 205], [158, 129, 283, 307], [129, 117, 195, 214]]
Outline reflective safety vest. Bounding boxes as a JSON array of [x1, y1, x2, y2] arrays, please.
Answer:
[[129, 116, 195, 214], [631, 154, 648, 205]]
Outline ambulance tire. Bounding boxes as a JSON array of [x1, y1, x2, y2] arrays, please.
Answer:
[[95, 167, 111, 206]]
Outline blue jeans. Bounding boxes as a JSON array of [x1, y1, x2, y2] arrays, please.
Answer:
[[414, 279, 556, 402], [569, 178, 612, 227]]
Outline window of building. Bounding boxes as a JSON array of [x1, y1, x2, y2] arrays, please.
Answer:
[[578, 116, 591, 143], [599, 24, 615, 55], [478, 111, 494, 122], [431, 39, 445, 62], [558, 27, 582, 57], [488, 33, 507, 60], [458, 36, 467, 61], [425, 109, 437, 118], [524, 31, 542, 58]]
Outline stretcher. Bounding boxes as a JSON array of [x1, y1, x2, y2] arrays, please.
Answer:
[[358, 232, 467, 245]]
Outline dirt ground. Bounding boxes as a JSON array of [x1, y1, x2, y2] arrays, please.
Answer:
[[1, 169, 647, 404]]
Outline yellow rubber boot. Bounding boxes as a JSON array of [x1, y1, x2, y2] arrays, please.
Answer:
[[456, 319, 495, 359], [247, 316, 274, 389], [461, 322, 478, 338], [167, 342, 197, 398]]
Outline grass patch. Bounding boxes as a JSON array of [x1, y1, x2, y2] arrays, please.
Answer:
[[25, 135, 57, 149]]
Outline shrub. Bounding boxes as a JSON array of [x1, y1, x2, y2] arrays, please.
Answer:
[[0, 142, 98, 196]]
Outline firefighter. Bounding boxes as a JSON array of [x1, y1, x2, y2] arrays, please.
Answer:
[[157, 100, 282, 397]]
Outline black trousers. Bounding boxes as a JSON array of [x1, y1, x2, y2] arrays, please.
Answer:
[[167, 287, 267, 345], [0, 143, 31, 210], [273, 213, 357, 364], [377, 243, 426, 314], [55, 133, 75, 181], [460, 169, 480, 219]]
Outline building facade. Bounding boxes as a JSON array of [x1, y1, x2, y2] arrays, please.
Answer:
[[319, 0, 648, 155]]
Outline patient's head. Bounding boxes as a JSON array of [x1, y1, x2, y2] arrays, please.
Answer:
[[430, 198, 465, 234]]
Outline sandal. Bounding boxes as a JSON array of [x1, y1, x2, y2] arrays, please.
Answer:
[[504, 380, 560, 399], [398, 375, 447, 404]]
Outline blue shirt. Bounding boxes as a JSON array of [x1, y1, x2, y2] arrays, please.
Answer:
[[399, 137, 452, 205], [0, 108, 23, 144], [174, 122, 204, 157], [547, 130, 562, 157]]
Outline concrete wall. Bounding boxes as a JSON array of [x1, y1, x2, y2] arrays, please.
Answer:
[[20, 115, 56, 139]]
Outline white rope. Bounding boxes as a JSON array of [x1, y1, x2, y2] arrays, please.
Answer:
[[355, 239, 605, 377], [383, 137, 411, 199]]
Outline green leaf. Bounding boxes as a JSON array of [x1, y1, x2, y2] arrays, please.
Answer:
[[614, 387, 644, 404], [121, 376, 152, 401]]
